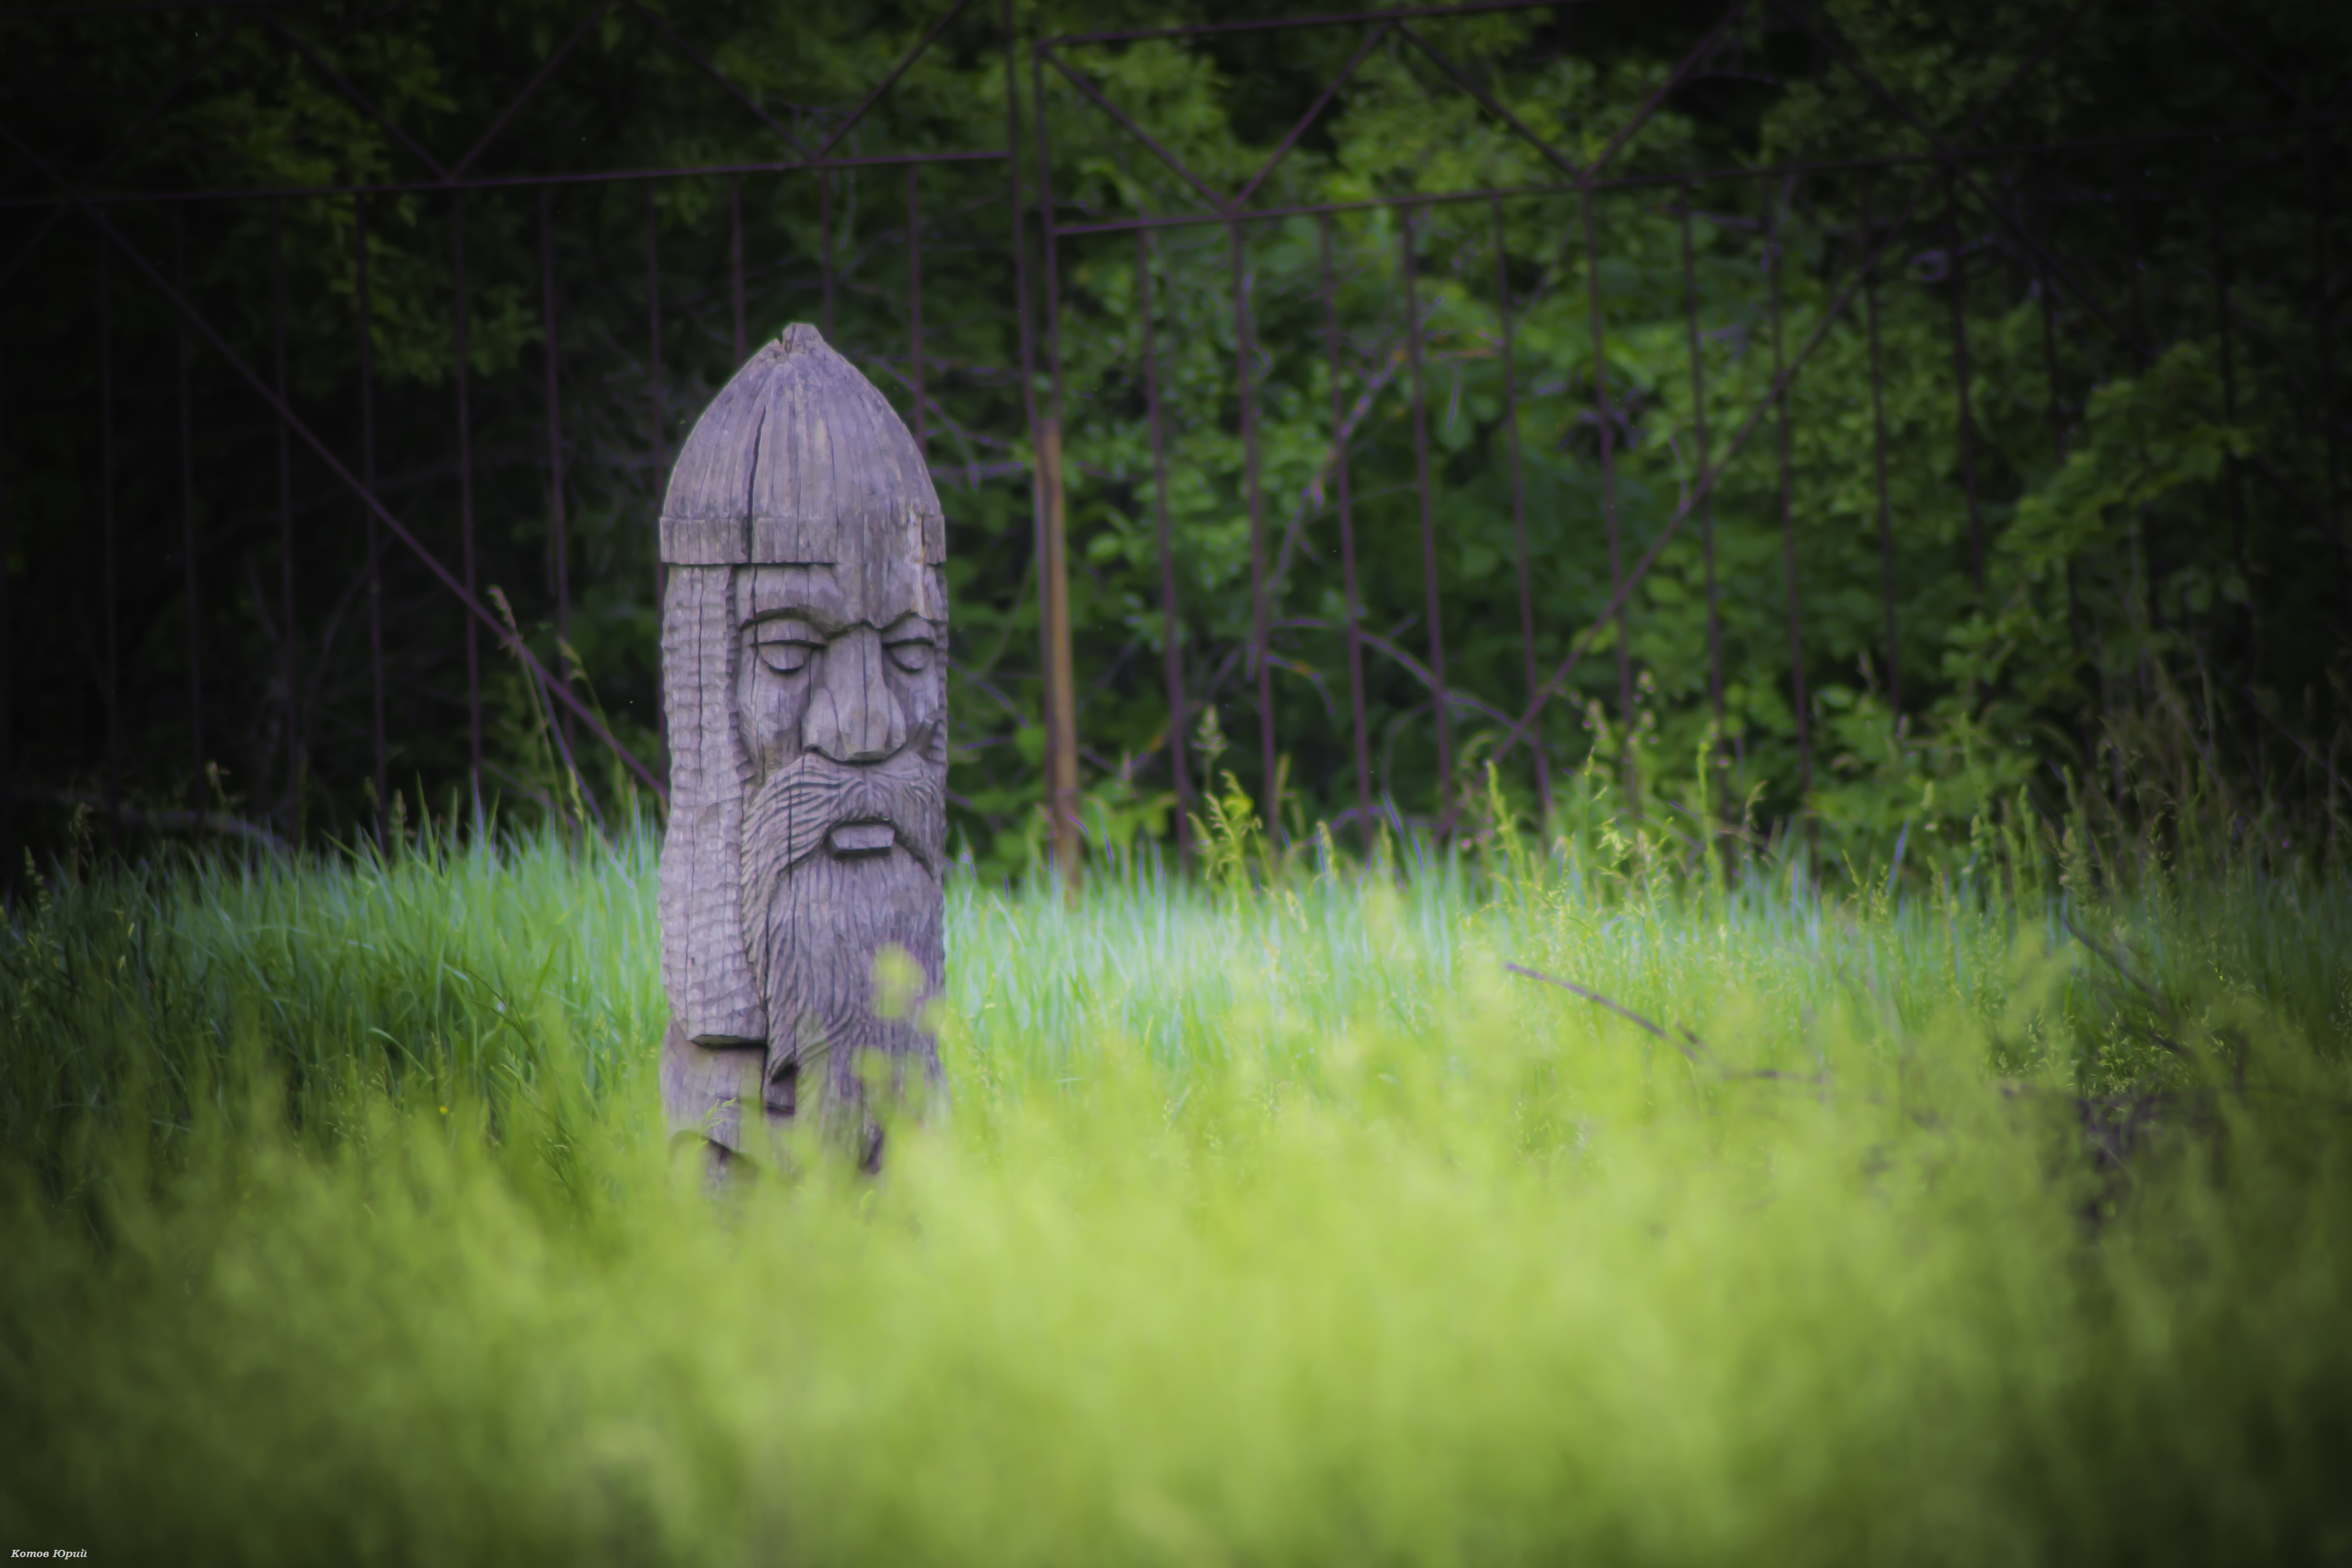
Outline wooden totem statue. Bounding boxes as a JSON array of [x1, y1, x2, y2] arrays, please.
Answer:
[[658, 323, 947, 1161]]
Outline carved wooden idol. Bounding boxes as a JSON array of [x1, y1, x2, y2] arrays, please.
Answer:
[[658, 323, 947, 1163]]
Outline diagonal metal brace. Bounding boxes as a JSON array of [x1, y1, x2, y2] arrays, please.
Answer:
[[1040, 46, 1232, 215], [0, 122, 669, 804]]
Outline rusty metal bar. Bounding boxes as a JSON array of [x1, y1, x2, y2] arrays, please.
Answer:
[[1321, 214, 1374, 853], [820, 172, 837, 343], [1680, 186, 1723, 725], [1862, 170, 1898, 713], [907, 167, 926, 457], [272, 203, 299, 826], [174, 207, 205, 819], [1766, 184, 1808, 803], [1029, 43, 1081, 884], [0, 149, 1011, 214], [1585, 181, 1634, 810], [357, 191, 388, 829], [541, 187, 571, 672], [1493, 196, 1548, 823], [100, 243, 121, 836], [1401, 204, 1451, 812], [730, 177, 745, 365], [1235, 218, 1277, 814], [1946, 172, 1983, 598], [456, 193, 482, 789], [1000, 0, 1056, 874], [1138, 229, 1190, 866]]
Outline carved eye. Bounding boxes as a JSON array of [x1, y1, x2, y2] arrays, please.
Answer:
[[886, 637, 933, 673], [756, 638, 818, 676]]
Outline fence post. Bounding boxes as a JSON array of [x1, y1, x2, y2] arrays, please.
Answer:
[[1584, 181, 1635, 815], [175, 207, 206, 823], [99, 242, 121, 840], [1321, 214, 1374, 855], [2314, 126, 2345, 622], [1493, 196, 1549, 826], [908, 167, 926, 460], [539, 186, 571, 757], [357, 192, 388, 833], [1401, 204, 1451, 817], [1231, 219, 1277, 823], [820, 171, 837, 344], [272, 204, 301, 834], [1765, 181, 1809, 805], [455, 195, 483, 798], [1862, 171, 1900, 714], [1680, 186, 1724, 730], [1027, 42, 1081, 890], [1138, 229, 1191, 868], [0, 323, 10, 879], [2214, 217, 2254, 680], [1945, 171, 1984, 600], [730, 176, 745, 366], [644, 185, 666, 772]]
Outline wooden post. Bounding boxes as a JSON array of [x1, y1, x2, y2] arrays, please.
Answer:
[[655, 324, 950, 1169]]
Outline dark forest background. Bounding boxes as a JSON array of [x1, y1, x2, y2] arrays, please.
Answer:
[[2, 0, 2346, 878]]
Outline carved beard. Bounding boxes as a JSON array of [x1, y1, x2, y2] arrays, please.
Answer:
[[738, 746, 946, 1120]]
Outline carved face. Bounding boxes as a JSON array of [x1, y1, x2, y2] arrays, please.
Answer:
[[735, 566, 945, 797], [730, 556, 948, 1127]]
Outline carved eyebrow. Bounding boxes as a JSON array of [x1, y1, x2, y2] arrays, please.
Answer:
[[879, 616, 938, 641], [746, 612, 834, 639]]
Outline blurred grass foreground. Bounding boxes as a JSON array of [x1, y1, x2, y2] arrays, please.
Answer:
[[3, 811, 2350, 1564]]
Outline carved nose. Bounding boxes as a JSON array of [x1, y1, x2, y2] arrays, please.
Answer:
[[801, 627, 907, 764]]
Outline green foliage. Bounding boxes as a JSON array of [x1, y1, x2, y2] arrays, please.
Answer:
[[3, 824, 2351, 1559], [5, 0, 2346, 872]]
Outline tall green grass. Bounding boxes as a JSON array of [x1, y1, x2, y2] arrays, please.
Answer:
[[2, 819, 2348, 1564]]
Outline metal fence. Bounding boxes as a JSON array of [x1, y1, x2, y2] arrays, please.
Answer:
[[2, 0, 2342, 879]]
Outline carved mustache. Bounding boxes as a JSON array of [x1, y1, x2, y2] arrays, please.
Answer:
[[739, 747, 943, 880]]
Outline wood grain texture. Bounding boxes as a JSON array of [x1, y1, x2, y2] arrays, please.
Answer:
[[659, 565, 764, 1047], [656, 323, 949, 1161], [658, 323, 945, 569]]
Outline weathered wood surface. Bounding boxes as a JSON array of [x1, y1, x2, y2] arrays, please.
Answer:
[[657, 323, 949, 1160]]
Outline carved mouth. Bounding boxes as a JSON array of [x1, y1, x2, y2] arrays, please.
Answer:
[[827, 821, 897, 858]]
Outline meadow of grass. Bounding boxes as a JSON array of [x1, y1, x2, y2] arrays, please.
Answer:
[[2, 801, 2349, 1565]]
